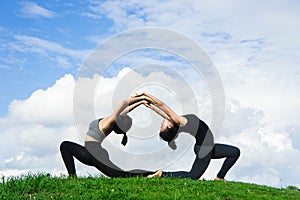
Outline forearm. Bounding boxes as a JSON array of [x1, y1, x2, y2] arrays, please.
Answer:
[[99, 98, 146, 133], [135, 92, 181, 124], [120, 100, 146, 115], [112, 97, 147, 116], [148, 104, 170, 120], [159, 102, 181, 125]]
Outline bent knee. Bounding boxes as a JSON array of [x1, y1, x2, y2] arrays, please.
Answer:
[[60, 141, 70, 152], [233, 146, 241, 158]]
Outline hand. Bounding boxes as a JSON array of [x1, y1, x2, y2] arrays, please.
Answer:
[[139, 92, 163, 106], [143, 102, 155, 110], [131, 93, 157, 105], [132, 92, 144, 97]]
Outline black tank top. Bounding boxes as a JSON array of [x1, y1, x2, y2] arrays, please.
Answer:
[[178, 114, 214, 145]]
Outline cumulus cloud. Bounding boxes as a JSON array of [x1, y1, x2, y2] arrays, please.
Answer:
[[0, 74, 78, 177], [1, 66, 299, 188], [8, 74, 75, 126], [73, 65, 212, 170], [1, 68, 210, 178], [77, 0, 300, 187], [217, 98, 300, 187]]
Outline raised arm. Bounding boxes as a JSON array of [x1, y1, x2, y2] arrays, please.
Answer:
[[136, 92, 184, 126], [99, 96, 154, 134], [120, 99, 149, 116], [144, 103, 170, 120]]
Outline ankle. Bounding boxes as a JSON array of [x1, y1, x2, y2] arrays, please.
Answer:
[[214, 177, 227, 182]]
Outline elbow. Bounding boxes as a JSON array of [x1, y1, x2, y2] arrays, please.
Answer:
[[121, 99, 129, 106]]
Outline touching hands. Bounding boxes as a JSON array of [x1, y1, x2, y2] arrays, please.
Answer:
[[133, 92, 163, 107], [118, 93, 158, 116], [133, 92, 182, 126]]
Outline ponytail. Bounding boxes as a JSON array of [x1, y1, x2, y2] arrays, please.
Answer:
[[121, 133, 128, 146], [114, 120, 130, 146]]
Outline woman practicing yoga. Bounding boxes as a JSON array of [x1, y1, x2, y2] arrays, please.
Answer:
[[137, 92, 240, 181], [60, 95, 157, 177]]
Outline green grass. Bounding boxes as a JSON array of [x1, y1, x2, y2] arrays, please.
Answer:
[[0, 174, 299, 199]]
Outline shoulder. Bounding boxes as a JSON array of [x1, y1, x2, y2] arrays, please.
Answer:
[[179, 114, 197, 127], [182, 114, 199, 120], [182, 114, 207, 125]]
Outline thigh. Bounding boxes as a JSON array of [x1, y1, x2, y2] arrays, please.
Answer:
[[189, 145, 213, 179], [64, 141, 97, 166], [85, 141, 123, 171], [62, 141, 88, 156], [212, 143, 238, 159]]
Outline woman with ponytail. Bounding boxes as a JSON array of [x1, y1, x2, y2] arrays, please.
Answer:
[[60, 96, 157, 178], [137, 92, 240, 181]]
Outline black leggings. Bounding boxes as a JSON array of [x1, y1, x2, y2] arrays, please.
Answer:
[[60, 141, 153, 177], [162, 143, 240, 180]]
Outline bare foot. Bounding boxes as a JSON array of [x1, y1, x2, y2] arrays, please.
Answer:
[[147, 169, 162, 178], [214, 177, 228, 182]]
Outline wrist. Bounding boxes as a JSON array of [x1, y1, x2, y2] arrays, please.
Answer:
[[156, 101, 163, 107]]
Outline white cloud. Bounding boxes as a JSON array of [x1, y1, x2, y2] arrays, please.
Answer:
[[56, 56, 73, 69], [81, 12, 102, 20], [18, 1, 57, 19], [85, 0, 300, 64], [0, 74, 79, 176], [1, 68, 208, 178], [2, 35, 88, 69], [0, 64, 11, 69], [2, 0, 300, 188], [1, 67, 300, 188], [8, 74, 75, 126], [0, 26, 6, 32], [12, 35, 85, 59], [84, 0, 300, 127], [217, 99, 300, 187]]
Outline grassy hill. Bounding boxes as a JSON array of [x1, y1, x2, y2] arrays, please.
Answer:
[[0, 174, 299, 199]]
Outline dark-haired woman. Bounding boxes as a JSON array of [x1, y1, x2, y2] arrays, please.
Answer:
[[60, 96, 157, 178], [137, 92, 240, 181]]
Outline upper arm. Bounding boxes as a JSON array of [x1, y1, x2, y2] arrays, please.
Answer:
[[98, 115, 115, 134], [100, 100, 128, 133], [98, 98, 143, 134]]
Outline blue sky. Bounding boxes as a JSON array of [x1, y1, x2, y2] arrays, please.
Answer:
[[0, 1, 112, 116], [1, 0, 300, 188]]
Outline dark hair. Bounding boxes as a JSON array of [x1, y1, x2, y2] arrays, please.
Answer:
[[114, 114, 132, 146], [159, 124, 179, 143]]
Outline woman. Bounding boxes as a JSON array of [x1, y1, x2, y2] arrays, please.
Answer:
[[137, 92, 240, 181], [60, 95, 157, 177]]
